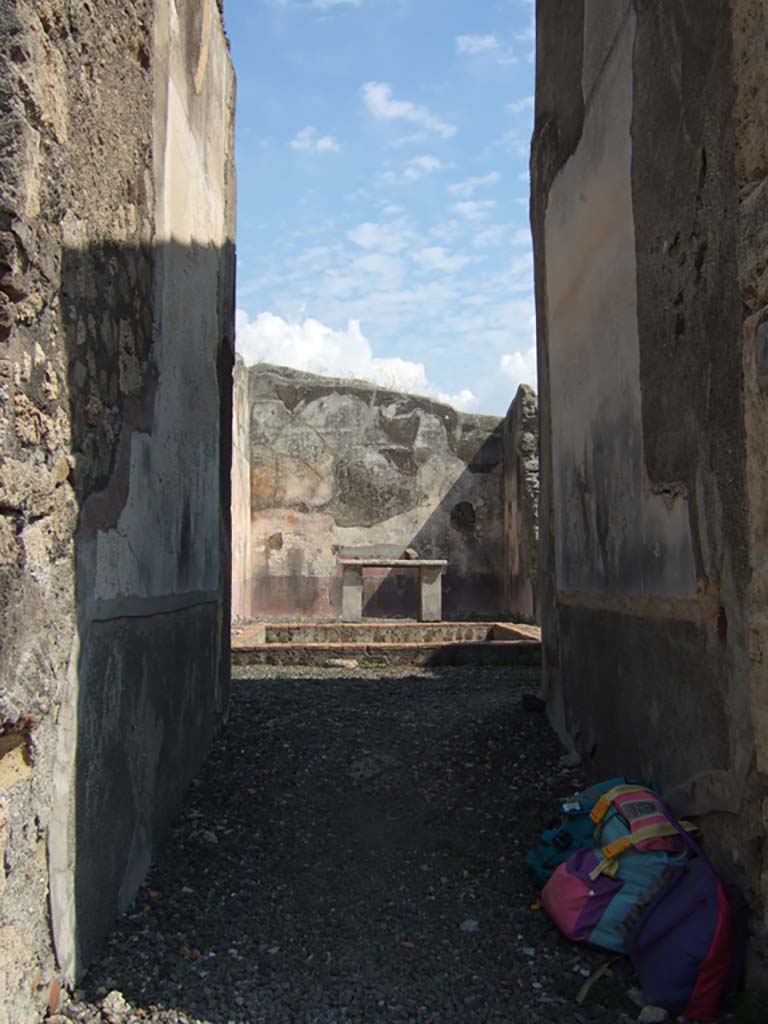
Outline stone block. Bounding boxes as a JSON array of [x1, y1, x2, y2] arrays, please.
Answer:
[[0, 734, 32, 791], [419, 565, 444, 623], [341, 565, 363, 622]]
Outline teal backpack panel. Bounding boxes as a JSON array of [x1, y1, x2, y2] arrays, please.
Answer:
[[526, 777, 630, 883], [526, 778, 661, 884]]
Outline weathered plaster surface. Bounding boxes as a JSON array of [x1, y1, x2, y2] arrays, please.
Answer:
[[232, 355, 253, 619], [534, 0, 768, 961], [233, 364, 535, 621], [503, 385, 538, 619], [0, 0, 235, 1017], [734, 0, 768, 947], [546, 6, 697, 600]]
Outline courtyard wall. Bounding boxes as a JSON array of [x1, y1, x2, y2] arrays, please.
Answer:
[[232, 363, 538, 622]]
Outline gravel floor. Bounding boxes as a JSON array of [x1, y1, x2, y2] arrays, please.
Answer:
[[61, 666, 738, 1024]]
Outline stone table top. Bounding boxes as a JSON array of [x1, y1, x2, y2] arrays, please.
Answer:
[[338, 558, 448, 568]]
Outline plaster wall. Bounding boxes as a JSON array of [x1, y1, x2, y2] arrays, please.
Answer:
[[534, 0, 768, 958], [546, 8, 697, 600], [232, 364, 532, 621], [736, 0, 768, 958], [0, 0, 235, 1017]]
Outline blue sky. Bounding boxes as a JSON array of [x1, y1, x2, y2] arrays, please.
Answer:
[[223, 0, 536, 416]]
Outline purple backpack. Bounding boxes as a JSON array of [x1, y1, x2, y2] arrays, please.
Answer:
[[625, 820, 734, 1021]]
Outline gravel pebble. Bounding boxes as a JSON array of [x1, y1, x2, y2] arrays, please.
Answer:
[[69, 665, 738, 1024], [637, 1008, 669, 1023]]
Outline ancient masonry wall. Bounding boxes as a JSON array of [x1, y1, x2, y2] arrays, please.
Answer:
[[534, 0, 768, 965], [0, 1, 235, 1019], [503, 384, 538, 620], [232, 363, 539, 622], [232, 354, 252, 623]]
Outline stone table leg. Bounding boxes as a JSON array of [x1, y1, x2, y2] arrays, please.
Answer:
[[419, 565, 444, 622], [342, 565, 363, 621]]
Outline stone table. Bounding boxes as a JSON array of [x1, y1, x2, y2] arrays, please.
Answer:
[[338, 558, 448, 622]]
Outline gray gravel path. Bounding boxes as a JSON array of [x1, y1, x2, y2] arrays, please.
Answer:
[[59, 666, 738, 1024]]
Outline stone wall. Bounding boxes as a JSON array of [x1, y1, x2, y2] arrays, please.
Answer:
[[503, 384, 538, 619], [233, 363, 536, 622], [534, 0, 768, 963], [0, 1, 235, 1018], [232, 355, 252, 623]]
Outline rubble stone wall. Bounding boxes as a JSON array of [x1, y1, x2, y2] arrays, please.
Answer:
[[534, 0, 768, 963], [232, 355, 253, 620], [0, 1, 235, 1018], [503, 384, 538, 620], [232, 364, 537, 622]]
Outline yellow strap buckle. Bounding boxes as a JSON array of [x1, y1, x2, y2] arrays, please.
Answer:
[[589, 796, 611, 825], [601, 835, 632, 860]]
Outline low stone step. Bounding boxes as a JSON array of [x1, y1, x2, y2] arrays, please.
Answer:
[[266, 623, 494, 644], [231, 639, 542, 669], [232, 621, 540, 646]]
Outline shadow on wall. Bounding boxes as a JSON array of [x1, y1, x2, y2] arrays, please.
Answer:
[[50, 238, 234, 978], [363, 425, 509, 619]]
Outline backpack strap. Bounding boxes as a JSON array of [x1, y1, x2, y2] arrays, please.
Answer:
[[589, 821, 699, 880], [589, 785, 655, 824]]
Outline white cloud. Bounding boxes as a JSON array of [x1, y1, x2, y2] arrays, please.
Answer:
[[437, 388, 478, 411], [289, 126, 340, 152], [389, 132, 429, 148], [236, 309, 477, 409], [447, 171, 502, 198], [471, 224, 507, 249], [468, 224, 532, 251], [455, 34, 500, 56], [507, 95, 534, 115], [499, 345, 538, 391], [430, 219, 463, 244], [414, 246, 471, 273], [516, 1, 536, 62], [361, 82, 457, 139], [347, 219, 413, 253], [515, 4, 536, 43], [236, 311, 425, 390], [455, 32, 522, 65], [375, 169, 398, 187], [451, 200, 497, 221], [351, 251, 405, 287], [403, 155, 449, 181]]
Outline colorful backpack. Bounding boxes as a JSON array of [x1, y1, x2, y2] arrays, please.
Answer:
[[540, 784, 696, 954], [625, 820, 735, 1022], [526, 777, 652, 883]]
